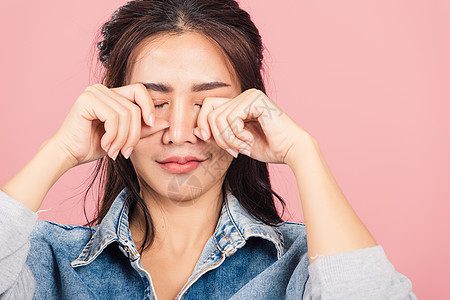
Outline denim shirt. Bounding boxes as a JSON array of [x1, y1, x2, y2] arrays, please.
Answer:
[[0, 187, 417, 299]]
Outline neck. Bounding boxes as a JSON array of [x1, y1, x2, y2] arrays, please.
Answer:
[[129, 184, 224, 255]]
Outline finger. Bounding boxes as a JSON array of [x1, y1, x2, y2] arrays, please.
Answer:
[[78, 89, 120, 153], [230, 89, 283, 137], [198, 90, 256, 153], [110, 83, 155, 127], [89, 85, 169, 145], [213, 89, 274, 153], [207, 113, 252, 158], [140, 118, 170, 139], [89, 85, 132, 160], [92, 85, 145, 159], [203, 99, 242, 153], [194, 97, 231, 142], [215, 98, 256, 151], [92, 84, 170, 158]]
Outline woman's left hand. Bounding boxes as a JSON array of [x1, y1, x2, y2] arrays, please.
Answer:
[[193, 88, 312, 166]]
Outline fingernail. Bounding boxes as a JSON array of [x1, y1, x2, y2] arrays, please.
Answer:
[[111, 150, 119, 161], [226, 148, 238, 158], [123, 147, 134, 159], [192, 127, 200, 137], [148, 113, 154, 127], [201, 129, 208, 141], [239, 148, 251, 156], [105, 143, 111, 152]]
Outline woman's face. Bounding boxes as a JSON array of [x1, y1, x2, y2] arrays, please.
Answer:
[[127, 31, 242, 205]]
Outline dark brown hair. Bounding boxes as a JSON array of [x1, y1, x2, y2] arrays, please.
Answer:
[[82, 0, 286, 255]]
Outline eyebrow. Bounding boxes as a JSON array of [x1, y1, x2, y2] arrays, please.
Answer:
[[138, 81, 231, 93]]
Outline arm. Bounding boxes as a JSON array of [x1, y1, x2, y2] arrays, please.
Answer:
[[0, 83, 157, 297], [285, 133, 377, 265], [0, 83, 164, 213], [0, 139, 75, 213], [302, 245, 418, 299], [285, 134, 417, 299], [0, 188, 38, 297], [0, 139, 73, 296], [189, 88, 415, 297]]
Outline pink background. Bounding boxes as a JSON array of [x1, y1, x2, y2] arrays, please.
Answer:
[[1, 0, 448, 298]]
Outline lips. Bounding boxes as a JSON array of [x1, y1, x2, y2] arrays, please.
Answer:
[[157, 156, 207, 174], [157, 156, 206, 164]]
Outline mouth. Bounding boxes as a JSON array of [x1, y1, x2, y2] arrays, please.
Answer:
[[156, 156, 208, 174]]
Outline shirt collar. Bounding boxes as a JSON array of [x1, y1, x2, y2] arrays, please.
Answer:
[[71, 186, 284, 268], [71, 187, 132, 268], [214, 188, 285, 259]]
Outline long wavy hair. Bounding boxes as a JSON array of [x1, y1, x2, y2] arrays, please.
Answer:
[[82, 0, 287, 255]]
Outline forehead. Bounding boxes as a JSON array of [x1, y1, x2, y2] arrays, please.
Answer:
[[126, 31, 239, 86]]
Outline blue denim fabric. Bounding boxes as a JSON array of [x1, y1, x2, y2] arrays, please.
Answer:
[[14, 186, 417, 299], [26, 187, 310, 299]]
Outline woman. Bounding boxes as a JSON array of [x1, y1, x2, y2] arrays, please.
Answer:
[[0, 0, 417, 299]]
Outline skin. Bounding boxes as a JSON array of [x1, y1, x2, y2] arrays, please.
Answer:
[[1, 30, 377, 300], [126, 32, 240, 250], [124, 32, 377, 299], [125, 32, 243, 299]]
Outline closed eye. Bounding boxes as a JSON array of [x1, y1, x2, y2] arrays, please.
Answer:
[[154, 103, 203, 109], [154, 103, 167, 109]]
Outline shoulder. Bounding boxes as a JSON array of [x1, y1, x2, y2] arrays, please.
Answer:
[[277, 221, 306, 239], [28, 220, 96, 262], [33, 219, 94, 231], [276, 221, 308, 252], [31, 219, 95, 240], [30, 219, 95, 245]]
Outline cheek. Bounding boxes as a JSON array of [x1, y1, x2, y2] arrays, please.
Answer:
[[133, 134, 159, 152], [206, 146, 234, 174], [128, 139, 160, 170]]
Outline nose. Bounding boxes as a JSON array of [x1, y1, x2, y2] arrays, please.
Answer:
[[161, 100, 199, 145]]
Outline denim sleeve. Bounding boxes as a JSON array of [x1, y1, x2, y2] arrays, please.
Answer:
[[302, 245, 418, 299], [0, 189, 38, 299]]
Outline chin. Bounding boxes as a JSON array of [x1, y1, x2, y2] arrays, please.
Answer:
[[151, 172, 205, 205]]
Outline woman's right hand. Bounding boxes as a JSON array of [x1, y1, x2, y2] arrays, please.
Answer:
[[48, 83, 170, 168]]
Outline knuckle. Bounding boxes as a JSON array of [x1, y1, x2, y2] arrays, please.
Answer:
[[214, 115, 223, 127], [84, 86, 97, 94], [226, 114, 235, 123], [257, 89, 266, 97], [129, 135, 140, 148], [207, 113, 215, 123], [248, 88, 263, 97], [79, 90, 95, 101], [134, 83, 149, 97], [109, 112, 119, 122], [114, 131, 127, 145], [118, 109, 131, 120], [117, 132, 128, 143], [217, 115, 226, 127], [91, 83, 105, 90], [219, 141, 229, 150], [131, 105, 141, 116], [134, 82, 146, 91], [203, 97, 213, 105], [251, 88, 262, 95]]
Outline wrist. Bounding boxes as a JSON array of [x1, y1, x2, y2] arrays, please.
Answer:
[[0, 139, 76, 213], [285, 132, 319, 171], [40, 138, 78, 172]]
